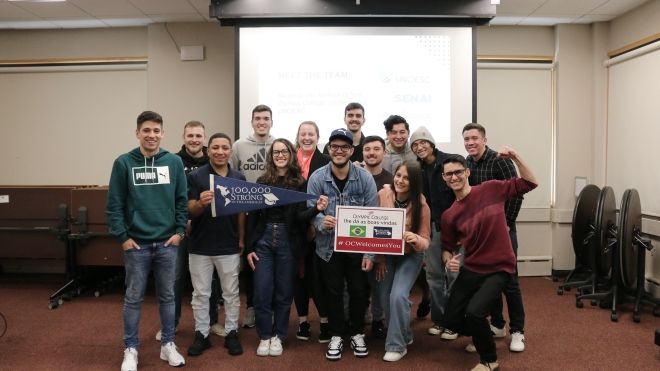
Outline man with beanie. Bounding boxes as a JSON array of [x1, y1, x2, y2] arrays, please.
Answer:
[[307, 128, 379, 361], [409, 126, 457, 340]]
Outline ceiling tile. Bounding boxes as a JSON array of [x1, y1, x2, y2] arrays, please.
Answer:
[[10, 1, 90, 18], [188, 0, 213, 19], [496, 0, 547, 16], [129, 0, 197, 15], [67, 0, 145, 17], [0, 3, 40, 19], [572, 14, 616, 23], [591, 0, 649, 15], [533, 0, 610, 16]]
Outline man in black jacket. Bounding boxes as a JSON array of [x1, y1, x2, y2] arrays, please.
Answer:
[[409, 126, 457, 340]]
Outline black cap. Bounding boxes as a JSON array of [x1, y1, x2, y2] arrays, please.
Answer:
[[328, 128, 353, 145]]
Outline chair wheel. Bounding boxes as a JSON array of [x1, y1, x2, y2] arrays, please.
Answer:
[[610, 313, 618, 322], [576, 300, 584, 308], [633, 313, 641, 323], [557, 288, 564, 295]]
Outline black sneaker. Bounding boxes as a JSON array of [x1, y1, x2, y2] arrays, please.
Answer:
[[372, 320, 387, 340], [296, 321, 311, 341], [224, 330, 243, 356], [318, 322, 331, 343], [187, 331, 211, 356], [416, 298, 430, 319]]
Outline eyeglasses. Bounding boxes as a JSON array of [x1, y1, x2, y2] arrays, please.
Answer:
[[272, 149, 290, 157], [411, 141, 431, 151], [329, 144, 352, 152], [442, 169, 466, 178]]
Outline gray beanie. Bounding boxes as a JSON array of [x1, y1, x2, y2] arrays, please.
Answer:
[[410, 126, 436, 148]]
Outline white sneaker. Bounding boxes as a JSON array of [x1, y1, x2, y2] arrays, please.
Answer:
[[155, 330, 161, 342], [121, 348, 138, 371], [510, 331, 525, 352], [210, 323, 226, 337], [269, 336, 283, 356], [243, 307, 256, 328], [350, 334, 368, 357], [465, 343, 477, 353], [427, 324, 442, 335], [256, 339, 270, 357], [160, 342, 185, 367], [383, 349, 407, 362], [441, 329, 459, 340], [490, 324, 506, 338], [326, 336, 343, 361]]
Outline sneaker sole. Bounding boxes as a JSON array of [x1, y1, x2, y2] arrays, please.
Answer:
[[296, 335, 310, 341], [440, 334, 459, 340], [256, 350, 269, 357], [353, 351, 369, 358], [318, 338, 331, 344], [159, 355, 185, 367], [269, 350, 283, 356], [326, 355, 341, 361]]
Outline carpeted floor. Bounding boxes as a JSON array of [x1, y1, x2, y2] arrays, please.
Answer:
[[0, 276, 658, 370]]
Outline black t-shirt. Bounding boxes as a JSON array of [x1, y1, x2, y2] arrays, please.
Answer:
[[187, 164, 246, 256], [372, 169, 394, 191], [332, 172, 348, 193]]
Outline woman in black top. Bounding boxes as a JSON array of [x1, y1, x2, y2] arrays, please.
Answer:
[[246, 138, 328, 357]]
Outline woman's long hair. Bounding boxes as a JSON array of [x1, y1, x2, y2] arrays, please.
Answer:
[[394, 160, 423, 234], [259, 138, 304, 188]]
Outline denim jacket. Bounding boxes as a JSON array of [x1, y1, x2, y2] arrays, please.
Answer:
[[306, 162, 379, 262]]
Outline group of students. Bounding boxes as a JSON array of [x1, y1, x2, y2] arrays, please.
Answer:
[[106, 103, 537, 371]]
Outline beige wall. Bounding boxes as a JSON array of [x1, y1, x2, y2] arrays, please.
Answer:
[[609, 0, 660, 51]]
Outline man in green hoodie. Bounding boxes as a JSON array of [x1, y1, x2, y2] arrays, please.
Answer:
[[106, 111, 188, 371]]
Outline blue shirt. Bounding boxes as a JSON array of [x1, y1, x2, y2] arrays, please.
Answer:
[[306, 162, 378, 261]]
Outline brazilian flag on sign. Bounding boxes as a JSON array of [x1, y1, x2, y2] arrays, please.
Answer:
[[350, 225, 366, 238]]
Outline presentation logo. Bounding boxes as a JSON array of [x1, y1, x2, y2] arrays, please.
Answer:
[[349, 225, 366, 238], [373, 227, 392, 238]]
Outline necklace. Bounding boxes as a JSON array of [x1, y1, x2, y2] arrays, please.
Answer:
[[394, 198, 409, 209]]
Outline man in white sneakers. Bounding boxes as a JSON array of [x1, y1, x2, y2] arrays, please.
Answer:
[[106, 111, 187, 370]]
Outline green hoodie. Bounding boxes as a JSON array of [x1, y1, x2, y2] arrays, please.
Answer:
[[106, 147, 188, 244]]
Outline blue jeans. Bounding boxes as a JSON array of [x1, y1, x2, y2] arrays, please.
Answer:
[[381, 251, 423, 352], [123, 241, 177, 348], [253, 223, 297, 340], [425, 227, 461, 325]]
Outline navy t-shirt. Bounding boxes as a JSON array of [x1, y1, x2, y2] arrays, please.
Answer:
[[187, 164, 246, 256]]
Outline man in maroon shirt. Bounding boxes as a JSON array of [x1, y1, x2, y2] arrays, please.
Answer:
[[439, 147, 537, 371]]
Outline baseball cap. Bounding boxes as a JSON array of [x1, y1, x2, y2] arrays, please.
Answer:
[[328, 128, 353, 145]]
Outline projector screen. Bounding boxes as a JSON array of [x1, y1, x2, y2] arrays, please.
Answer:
[[238, 26, 473, 153]]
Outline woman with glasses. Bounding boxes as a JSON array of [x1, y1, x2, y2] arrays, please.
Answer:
[[376, 160, 431, 362], [246, 138, 328, 357], [293, 121, 333, 342]]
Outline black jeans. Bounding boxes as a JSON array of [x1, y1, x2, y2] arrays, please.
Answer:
[[294, 244, 328, 318], [442, 268, 511, 363], [490, 225, 526, 333], [318, 252, 369, 337]]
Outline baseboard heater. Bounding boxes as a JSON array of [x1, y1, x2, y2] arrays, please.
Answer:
[[517, 255, 552, 277]]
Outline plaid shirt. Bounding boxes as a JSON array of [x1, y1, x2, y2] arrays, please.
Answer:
[[466, 146, 523, 226]]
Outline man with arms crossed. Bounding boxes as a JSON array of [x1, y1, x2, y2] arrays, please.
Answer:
[[107, 110, 187, 371], [307, 128, 378, 361], [440, 149, 536, 371], [463, 123, 527, 352]]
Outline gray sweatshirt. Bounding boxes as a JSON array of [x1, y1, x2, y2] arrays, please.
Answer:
[[230, 133, 275, 183]]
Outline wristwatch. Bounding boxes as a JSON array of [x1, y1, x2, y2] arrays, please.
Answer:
[[176, 231, 185, 240]]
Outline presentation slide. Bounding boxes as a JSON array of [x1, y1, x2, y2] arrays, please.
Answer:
[[239, 27, 473, 153]]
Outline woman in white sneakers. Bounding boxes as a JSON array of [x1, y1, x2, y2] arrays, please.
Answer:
[[377, 161, 431, 362]]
